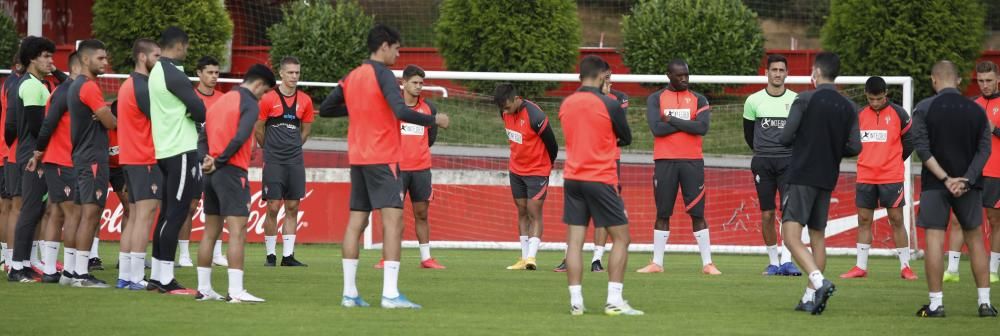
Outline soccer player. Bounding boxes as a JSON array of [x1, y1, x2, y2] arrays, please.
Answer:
[[560, 55, 641, 316], [0, 54, 22, 270], [780, 52, 860, 315], [637, 59, 720, 275], [912, 60, 996, 318], [118, 38, 161, 290], [554, 72, 625, 273], [254, 56, 311, 267], [974, 61, 1000, 284], [197, 64, 275, 303], [178, 55, 226, 268], [29, 51, 82, 284], [839, 76, 917, 280], [494, 83, 556, 271], [6, 36, 55, 283], [66, 39, 115, 288], [148, 27, 206, 294], [374, 64, 445, 269], [319, 24, 450, 309], [743, 54, 802, 276]]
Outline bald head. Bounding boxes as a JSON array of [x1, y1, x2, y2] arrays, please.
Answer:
[[931, 60, 960, 92]]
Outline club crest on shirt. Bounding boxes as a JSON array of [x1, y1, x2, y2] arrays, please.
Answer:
[[684, 97, 691, 104], [993, 107, 999, 115], [885, 115, 891, 124]]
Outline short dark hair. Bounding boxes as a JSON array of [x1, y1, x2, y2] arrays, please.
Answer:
[[18, 36, 56, 68], [278, 56, 300, 70], [865, 76, 887, 95], [493, 83, 518, 108], [667, 58, 688, 74], [767, 54, 787, 69], [159, 26, 189, 49], [197, 56, 220, 71], [813, 52, 840, 80], [976, 61, 999, 75], [131, 38, 158, 61], [402, 65, 425, 80], [76, 39, 106, 58], [67, 51, 80, 69], [579, 55, 610, 80], [367, 24, 401, 54], [244, 64, 276, 88]]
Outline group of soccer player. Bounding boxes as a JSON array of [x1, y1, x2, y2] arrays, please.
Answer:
[[0, 25, 323, 303]]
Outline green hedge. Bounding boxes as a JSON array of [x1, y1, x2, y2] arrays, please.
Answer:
[[92, 0, 233, 74], [0, 13, 17, 70], [622, 0, 765, 93], [434, 0, 580, 97], [822, 0, 986, 99], [267, 0, 373, 99]]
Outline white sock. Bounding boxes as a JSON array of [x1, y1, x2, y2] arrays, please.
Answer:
[[150, 257, 161, 282], [178, 240, 190, 259], [197, 267, 212, 291], [947, 251, 961, 273], [569, 285, 583, 307], [929, 292, 943, 311], [808, 270, 825, 289], [519, 236, 529, 259], [978, 288, 991, 306], [766, 245, 779, 266], [228, 268, 244, 295], [856, 243, 870, 270], [76, 251, 90, 275], [780, 243, 793, 264], [130, 253, 146, 283], [5, 248, 13, 266], [42, 241, 59, 274], [527, 237, 540, 259], [0, 242, 6, 262], [898, 248, 911, 269], [652, 230, 669, 266], [64, 248, 77, 274], [342, 259, 359, 297], [802, 287, 816, 303], [990, 252, 1000, 274], [118, 252, 131, 280], [592, 245, 606, 262], [282, 234, 296, 257], [30, 240, 40, 265], [90, 237, 100, 258], [693, 229, 713, 266], [419, 244, 431, 261], [214, 240, 224, 257], [607, 282, 624, 305], [10, 260, 22, 270], [160, 260, 175, 284], [383, 261, 401, 298], [265, 236, 277, 256]]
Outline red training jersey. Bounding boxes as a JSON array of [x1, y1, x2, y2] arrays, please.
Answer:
[[560, 87, 630, 185], [206, 89, 255, 170], [653, 89, 709, 160], [857, 104, 910, 184], [977, 95, 1000, 178], [196, 87, 224, 109], [399, 97, 434, 171], [502, 100, 553, 177], [118, 74, 156, 165], [342, 63, 401, 165], [41, 84, 73, 167]]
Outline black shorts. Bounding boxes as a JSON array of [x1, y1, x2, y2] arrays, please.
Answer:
[[44, 164, 77, 204], [5, 161, 21, 197], [781, 184, 832, 230], [982, 177, 1000, 208], [563, 179, 628, 227], [750, 156, 790, 211], [349, 164, 403, 212], [75, 162, 110, 207], [110, 167, 126, 193], [0, 162, 8, 199], [509, 172, 549, 200], [401, 169, 433, 203], [203, 165, 251, 217], [124, 164, 164, 203], [262, 162, 306, 201], [653, 159, 706, 218], [917, 189, 982, 231], [855, 183, 905, 209]]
